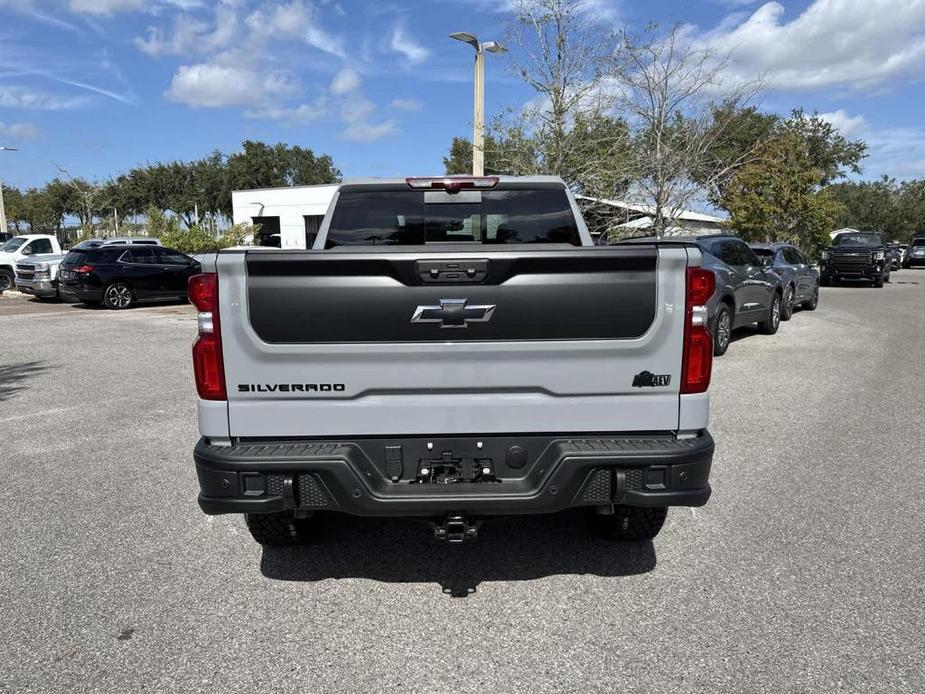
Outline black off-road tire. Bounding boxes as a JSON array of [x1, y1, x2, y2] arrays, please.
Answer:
[[593, 506, 668, 541], [245, 512, 314, 546], [759, 292, 782, 335], [781, 285, 795, 321], [802, 286, 819, 311], [0, 268, 14, 293], [874, 277, 884, 288], [713, 304, 732, 357]]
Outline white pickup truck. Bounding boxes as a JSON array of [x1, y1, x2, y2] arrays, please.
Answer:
[[0, 234, 62, 295], [190, 176, 717, 546]]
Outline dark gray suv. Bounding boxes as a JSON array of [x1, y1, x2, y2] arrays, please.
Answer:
[[694, 235, 784, 356], [750, 243, 819, 320]]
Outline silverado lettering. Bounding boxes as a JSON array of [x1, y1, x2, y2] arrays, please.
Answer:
[[237, 383, 346, 393]]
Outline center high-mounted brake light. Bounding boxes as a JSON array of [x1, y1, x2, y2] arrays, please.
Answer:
[[681, 267, 716, 395], [189, 273, 226, 401], [405, 176, 499, 193]]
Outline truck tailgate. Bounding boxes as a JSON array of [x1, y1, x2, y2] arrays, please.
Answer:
[[216, 246, 689, 437]]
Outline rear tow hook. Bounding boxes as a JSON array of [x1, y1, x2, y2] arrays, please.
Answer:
[[433, 515, 479, 543]]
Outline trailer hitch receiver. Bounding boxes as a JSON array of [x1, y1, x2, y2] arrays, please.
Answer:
[[434, 515, 479, 543]]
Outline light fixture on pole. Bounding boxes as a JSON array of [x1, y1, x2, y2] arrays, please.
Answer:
[[449, 32, 506, 176], [0, 146, 18, 238]]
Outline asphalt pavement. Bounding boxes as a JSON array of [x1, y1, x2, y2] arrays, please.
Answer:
[[1, 274, 923, 693]]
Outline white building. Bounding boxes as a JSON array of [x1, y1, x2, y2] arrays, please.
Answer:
[[231, 184, 338, 249], [577, 196, 728, 238]]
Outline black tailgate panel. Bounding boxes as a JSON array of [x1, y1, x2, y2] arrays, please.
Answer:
[[245, 248, 658, 343]]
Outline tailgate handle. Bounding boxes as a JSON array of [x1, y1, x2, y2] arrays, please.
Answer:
[[416, 259, 489, 284]]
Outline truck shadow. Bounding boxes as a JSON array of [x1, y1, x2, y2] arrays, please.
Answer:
[[259, 509, 657, 597], [0, 360, 50, 402]]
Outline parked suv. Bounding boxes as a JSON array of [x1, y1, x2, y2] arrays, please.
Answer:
[[59, 244, 200, 309], [693, 235, 783, 356], [750, 243, 820, 319], [905, 237, 925, 268], [820, 231, 891, 287]]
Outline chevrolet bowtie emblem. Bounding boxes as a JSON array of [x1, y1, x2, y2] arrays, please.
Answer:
[[411, 299, 496, 329]]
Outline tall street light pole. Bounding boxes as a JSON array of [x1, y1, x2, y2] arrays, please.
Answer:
[[449, 32, 506, 176], [0, 146, 18, 237]]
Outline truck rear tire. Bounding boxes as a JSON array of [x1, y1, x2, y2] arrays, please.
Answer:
[[593, 506, 668, 541], [245, 511, 314, 546]]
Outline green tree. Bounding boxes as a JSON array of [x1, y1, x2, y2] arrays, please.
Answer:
[[699, 103, 780, 206], [225, 141, 341, 216], [896, 180, 925, 241], [21, 188, 62, 233], [2, 186, 25, 232], [780, 109, 867, 185], [443, 135, 506, 175], [722, 133, 842, 253], [828, 177, 902, 234]]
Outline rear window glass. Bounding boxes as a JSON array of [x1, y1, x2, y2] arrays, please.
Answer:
[[62, 250, 87, 265], [912, 238, 925, 247], [326, 188, 581, 247], [751, 248, 773, 257]]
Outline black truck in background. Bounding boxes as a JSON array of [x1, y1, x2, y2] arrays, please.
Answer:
[[819, 231, 891, 288]]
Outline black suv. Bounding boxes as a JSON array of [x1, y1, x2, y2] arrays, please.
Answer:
[[59, 244, 201, 309], [820, 231, 891, 287]]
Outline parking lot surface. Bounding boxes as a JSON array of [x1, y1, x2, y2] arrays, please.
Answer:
[[1, 276, 923, 693]]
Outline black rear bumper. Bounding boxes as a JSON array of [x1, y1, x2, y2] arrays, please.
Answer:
[[195, 432, 713, 518]]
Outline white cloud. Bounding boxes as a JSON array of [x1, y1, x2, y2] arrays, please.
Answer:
[[0, 121, 41, 139], [0, 85, 85, 110], [390, 24, 430, 64], [270, 0, 311, 34], [819, 109, 867, 138], [69, 0, 143, 15], [246, 97, 328, 124], [857, 125, 925, 179], [329, 68, 360, 95], [305, 25, 346, 58], [343, 120, 398, 142], [134, 4, 237, 57], [165, 63, 294, 108], [340, 94, 396, 141], [390, 97, 421, 111], [698, 0, 925, 90]]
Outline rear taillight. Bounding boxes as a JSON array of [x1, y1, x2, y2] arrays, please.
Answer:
[[75, 264, 95, 273], [405, 176, 499, 192], [189, 273, 226, 400], [681, 267, 715, 395]]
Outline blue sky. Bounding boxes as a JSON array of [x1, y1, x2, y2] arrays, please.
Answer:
[[2, 0, 925, 191]]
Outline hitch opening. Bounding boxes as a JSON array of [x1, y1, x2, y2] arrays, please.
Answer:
[[433, 515, 479, 543]]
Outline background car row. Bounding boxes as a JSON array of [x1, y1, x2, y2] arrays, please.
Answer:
[[4, 235, 201, 309], [618, 229, 924, 357]]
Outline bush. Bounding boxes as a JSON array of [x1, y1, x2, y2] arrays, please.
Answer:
[[144, 206, 254, 253]]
